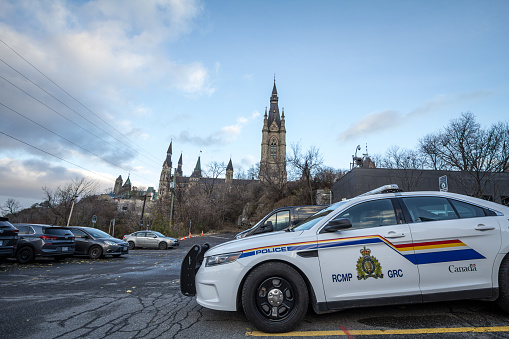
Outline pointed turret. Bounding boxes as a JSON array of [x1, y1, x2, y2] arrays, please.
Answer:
[[163, 141, 172, 168], [226, 158, 234, 181], [177, 152, 183, 176], [191, 156, 202, 178], [268, 78, 281, 129]]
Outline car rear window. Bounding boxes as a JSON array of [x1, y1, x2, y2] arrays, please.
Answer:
[[449, 199, 487, 218], [0, 220, 15, 228], [45, 228, 73, 236]]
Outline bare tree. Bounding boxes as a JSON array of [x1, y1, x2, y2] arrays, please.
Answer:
[[374, 146, 427, 191], [42, 177, 99, 225], [1, 198, 21, 217], [202, 161, 226, 198], [313, 167, 347, 189], [258, 160, 288, 201], [287, 142, 324, 204], [419, 112, 509, 197]]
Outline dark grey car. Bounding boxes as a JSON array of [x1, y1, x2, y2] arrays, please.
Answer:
[[68, 226, 129, 259], [13, 224, 75, 263], [0, 217, 19, 264]]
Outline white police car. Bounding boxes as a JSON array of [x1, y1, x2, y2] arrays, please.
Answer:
[[180, 185, 509, 333]]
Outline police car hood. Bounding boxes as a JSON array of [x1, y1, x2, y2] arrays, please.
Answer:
[[206, 230, 305, 256]]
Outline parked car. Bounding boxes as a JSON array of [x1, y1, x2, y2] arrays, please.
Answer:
[[67, 226, 129, 259], [181, 185, 509, 333], [13, 224, 75, 264], [235, 205, 328, 239], [0, 217, 19, 264], [123, 231, 179, 250]]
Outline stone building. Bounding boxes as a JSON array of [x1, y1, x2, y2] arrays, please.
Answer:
[[259, 79, 287, 183], [332, 167, 509, 205]]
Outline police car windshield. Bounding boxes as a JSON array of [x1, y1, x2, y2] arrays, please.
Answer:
[[291, 201, 347, 231]]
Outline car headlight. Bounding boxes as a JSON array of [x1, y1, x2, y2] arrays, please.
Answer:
[[104, 240, 118, 246], [205, 252, 242, 267]]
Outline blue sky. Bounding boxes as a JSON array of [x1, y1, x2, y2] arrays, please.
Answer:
[[1, 0, 508, 208]]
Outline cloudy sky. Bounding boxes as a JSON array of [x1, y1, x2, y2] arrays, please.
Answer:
[[1, 0, 508, 208]]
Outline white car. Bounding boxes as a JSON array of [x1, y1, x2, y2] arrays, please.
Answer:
[[123, 231, 179, 250], [180, 185, 509, 333]]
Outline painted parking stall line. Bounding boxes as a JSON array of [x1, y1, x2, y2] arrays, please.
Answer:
[[246, 326, 509, 336]]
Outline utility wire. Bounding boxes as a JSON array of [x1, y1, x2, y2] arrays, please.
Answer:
[[0, 38, 161, 163], [0, 73, 162, 172], [0, 55, 161, 167], [0, 101, 156, 183], [0, 130, 116, 182]]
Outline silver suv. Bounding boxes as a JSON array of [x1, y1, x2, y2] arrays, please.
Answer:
[[123, 231, 179, 250]]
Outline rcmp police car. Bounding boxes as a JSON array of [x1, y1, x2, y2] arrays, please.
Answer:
[[181, 185, 509, 333]]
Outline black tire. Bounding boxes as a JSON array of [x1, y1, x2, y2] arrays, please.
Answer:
[[128, 241, 135, 250], [89, 246, 103, 259], [242, 262, 309, 333], [16, 246, 35, 264], [158, 242, 168, 250], [497, 256, 509, 312]]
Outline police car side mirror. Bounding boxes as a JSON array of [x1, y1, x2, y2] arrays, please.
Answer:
[[262, 221, 273, 232], [320, 218, 352, 233]]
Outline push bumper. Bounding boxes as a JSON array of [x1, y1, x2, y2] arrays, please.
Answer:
[[180, 243, 210, 296]]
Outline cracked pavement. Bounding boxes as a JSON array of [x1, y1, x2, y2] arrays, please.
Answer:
[[0, 233, 250, 339], [2, 232, 509, 338]]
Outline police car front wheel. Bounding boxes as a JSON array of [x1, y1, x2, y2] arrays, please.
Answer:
[[241, 262, 309, 333]]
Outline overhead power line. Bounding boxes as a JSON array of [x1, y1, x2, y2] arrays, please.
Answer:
[[0, 55, 161, 168], [0, 73, 161, 173], [0, 130, 116, 182], [0, 101, 156, 184]]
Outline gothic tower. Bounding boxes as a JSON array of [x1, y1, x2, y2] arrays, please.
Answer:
[[226, 158, 234, 182], [158, 141, 173, 198], [114, 175, 123, 195], [259, 79, 287, 183]]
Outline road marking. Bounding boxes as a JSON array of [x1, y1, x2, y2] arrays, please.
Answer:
[[246, 326, 509, 336]]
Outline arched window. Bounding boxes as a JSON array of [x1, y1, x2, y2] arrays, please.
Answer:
[[270, 139, 277, 159]]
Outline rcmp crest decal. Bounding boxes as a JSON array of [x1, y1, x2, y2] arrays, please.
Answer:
[[356, 246, 383, 280]]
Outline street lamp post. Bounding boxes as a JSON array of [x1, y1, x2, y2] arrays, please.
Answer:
[[139, 194, 147, 230], [169, 168, 177, 232], [66, 195, 78, 227]]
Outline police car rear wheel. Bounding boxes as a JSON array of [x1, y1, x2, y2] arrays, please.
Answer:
[[496, 256, 509, 312], [242, 262, 308, 333]]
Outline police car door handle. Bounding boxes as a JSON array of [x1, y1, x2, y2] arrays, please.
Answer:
[[385, 231, 405, 238], [475, 224, 495, 231]]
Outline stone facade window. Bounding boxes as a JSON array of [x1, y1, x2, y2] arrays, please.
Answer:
[[270, 139, 277, 159]]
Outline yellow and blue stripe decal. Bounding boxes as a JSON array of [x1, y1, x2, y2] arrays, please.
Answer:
[[238, 236, 485, 265]]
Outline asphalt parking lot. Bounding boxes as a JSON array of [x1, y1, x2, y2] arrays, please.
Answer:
[[2, 233, 509, 338]]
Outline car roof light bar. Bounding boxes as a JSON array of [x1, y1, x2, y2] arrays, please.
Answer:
[[357, 184, 401, 197]]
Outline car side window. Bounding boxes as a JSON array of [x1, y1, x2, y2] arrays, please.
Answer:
[[146, 232, 156, 238], [265, 211, 291, 231], [449, 199, 486, 218], [16, 225, 29, 234], [136, 232, 145, 237], [71, 229, 87, 238], [402, 197, 458, 223], [275, 211, 290, 231], [334, 199, 397, 229]]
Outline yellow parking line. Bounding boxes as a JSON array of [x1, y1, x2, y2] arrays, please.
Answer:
[[246, 326, 509, 336]]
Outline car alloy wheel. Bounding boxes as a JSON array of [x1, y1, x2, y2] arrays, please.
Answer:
[[242, 262, 308, 333]]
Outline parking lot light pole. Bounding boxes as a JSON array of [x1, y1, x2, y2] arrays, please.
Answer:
[[66, 195, 78, 227], [169, 168, 177, 232], [139, 194, 147, 230]]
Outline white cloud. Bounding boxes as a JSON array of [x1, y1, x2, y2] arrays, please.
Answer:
[[337, 91, 495, 142], [337, 110, 402, 142]]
